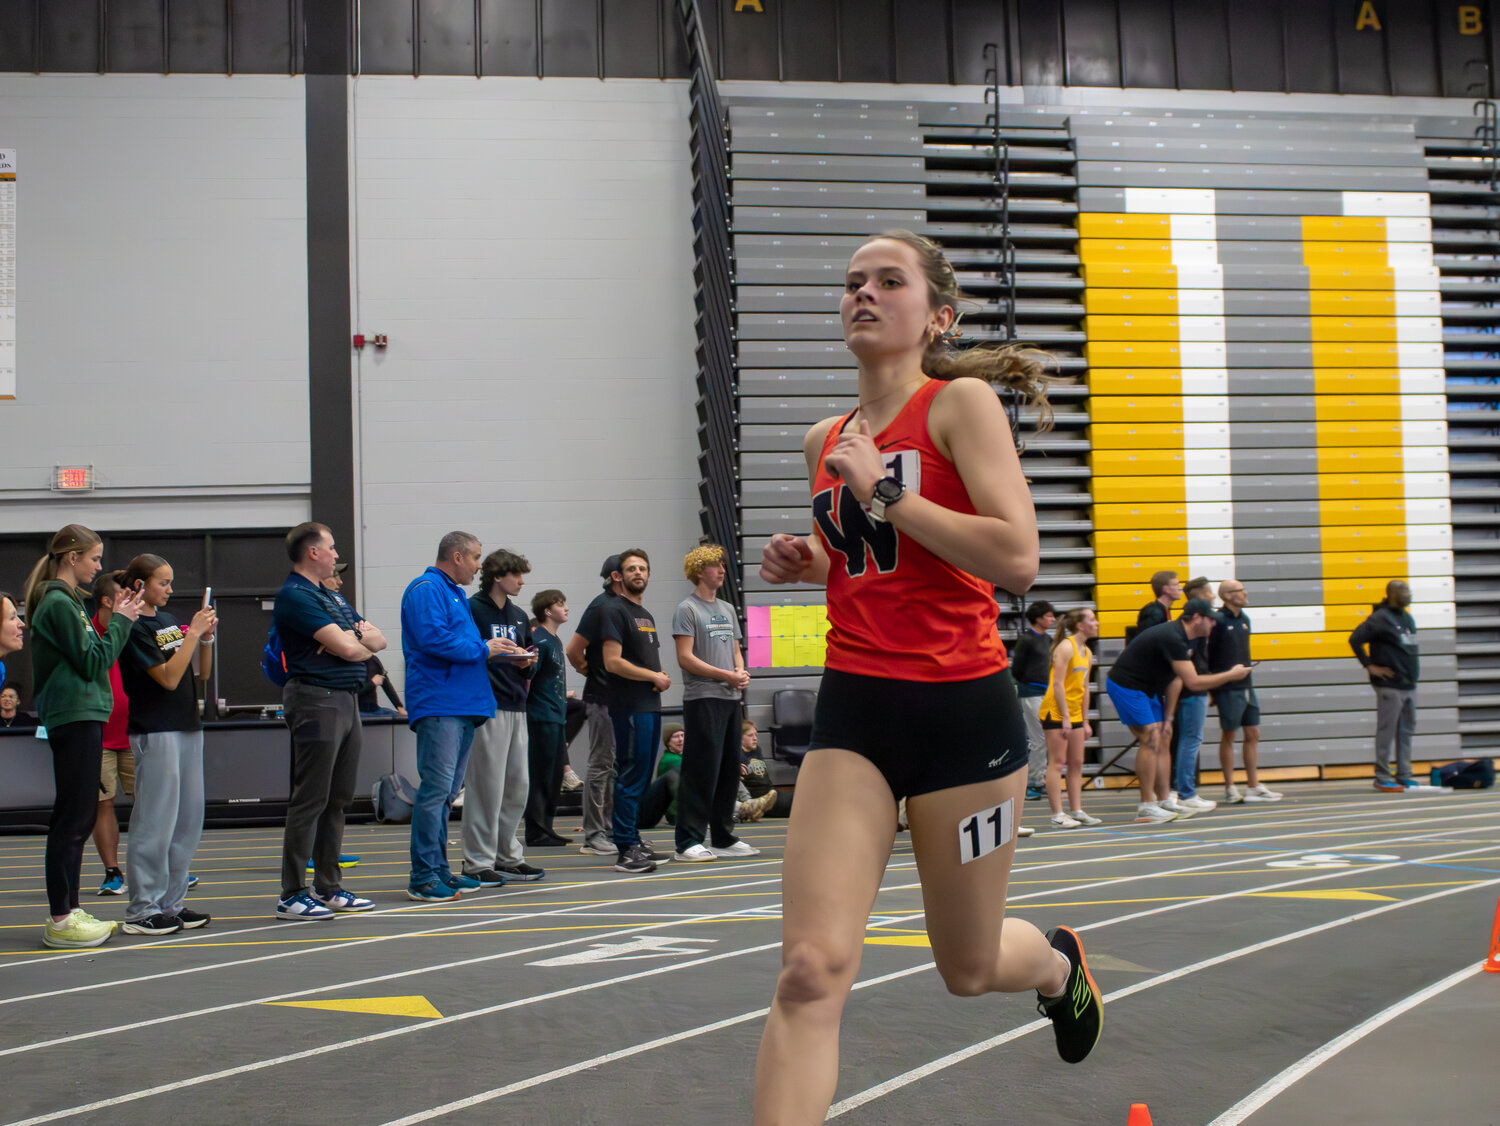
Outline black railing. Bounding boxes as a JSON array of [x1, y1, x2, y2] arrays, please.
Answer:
[[1475, 98, 1500, 192], [983, 41, 1024, 446], [678, 0, 742, 607]]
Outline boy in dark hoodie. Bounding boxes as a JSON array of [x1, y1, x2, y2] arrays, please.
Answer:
[[1348, 580, 1420, 791]]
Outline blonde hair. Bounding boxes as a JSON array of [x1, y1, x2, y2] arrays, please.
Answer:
[[683, 543, 727, 583], [864, 230, 1054, 430], [25, 524, 101, 621]]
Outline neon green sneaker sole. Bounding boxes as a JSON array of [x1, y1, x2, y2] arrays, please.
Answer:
[[43, 910, 116, 949]]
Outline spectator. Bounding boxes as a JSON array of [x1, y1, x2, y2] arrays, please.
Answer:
[[670, 543, 757, 863], [601, 549, 670, 874], [113, 554, 217, 936], [272, 522, 381, 920], [0, 598, 23, 700], [24, 525, 145, 948], [1349, 580, 1421, 792], [1104, 599, 1249, 823], [524, 588, 572, 847], [464, 549, 544, 885], [1, 679, 36, 730], [738, 720, 788, 820], [1163, 577, 1218, 817], [1012, 601, 1056, 801], [86, 575, 130, 895], [1210, 579, 1279, 803], [400, 531, 519, 902], [565, 555, 624, 856], [639, 722, 684, 830], [1137, 571, 1180, 632], [323, 566, 405, 718], [1038, 608, 1101, 829]]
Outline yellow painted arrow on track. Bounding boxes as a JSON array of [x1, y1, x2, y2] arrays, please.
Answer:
[[266, 996, 443, 1019]]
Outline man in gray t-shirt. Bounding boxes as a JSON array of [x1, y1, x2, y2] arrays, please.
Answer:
[[669, 544, 755, 862]]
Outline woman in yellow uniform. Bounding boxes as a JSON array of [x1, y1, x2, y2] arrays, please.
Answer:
[[1039, 608, 1101, 828]]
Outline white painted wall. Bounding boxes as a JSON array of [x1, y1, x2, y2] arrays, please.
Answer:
[[0, 74, 310, 532], [350, 78, 701, 701]]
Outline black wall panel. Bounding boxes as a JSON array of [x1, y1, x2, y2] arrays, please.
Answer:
[[479, 0, 539, 75], [105, 0, 164, 72], [1018, 0, 1063, 85], [40, 0, 100, 72], [1386, 3, 1441, 97], [230, 0, 296, 73], [839, 0, 895, 83], [1440, 0, 1494, 96], [1226, 1, 1284, 93], [1062, 0, 1119, 86], [359, 0, 413, 72], [602, 0, 662, 79], [1333, 0, 1390, 94], [952, 0, 1013, 85], [894, 0, 950, 84], [781, 0, 837, 82], [1282, 0, 1338, 93], [720, 0, 778, 79], [1173, 0, 1231, 92], [0, 0, 36, 71], [1118, 0, 1174, 88], [418, 0, 478, 75], [540, 0, 598, 76], [169, 0, 230, 73]]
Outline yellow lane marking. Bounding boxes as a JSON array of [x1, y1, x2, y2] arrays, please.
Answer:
[[267, 995, 442, 1019], [1248, 890, 1396, 902], [866, 935, 930, 947]]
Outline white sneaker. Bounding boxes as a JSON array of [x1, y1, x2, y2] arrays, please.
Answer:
[[1243, 783, 1282, 803], [1224, 784, 1244, 804], [1159, 797, 1198, 820], [1017, 825, 1035, 837], [1136, 802, 1177, 824], [1069, 809, 1102, 826], [672, 843, 717, 863], [708, 840, 761, 858], [1049, 812, 1081, 829], [1179, 795, 1218, 812]]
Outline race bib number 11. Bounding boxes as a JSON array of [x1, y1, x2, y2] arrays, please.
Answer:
[[958, 798, 1014, 864]]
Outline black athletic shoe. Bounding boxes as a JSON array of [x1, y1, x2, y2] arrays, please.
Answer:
[[175, 908, 211, 930], [613, 844, 657, 874], [639, 843, 670, 864], [121, 914, 183, 936], [496, 862, 545, 882], [466, 869, 509, 888], [1037, 926, 1102, 1064]]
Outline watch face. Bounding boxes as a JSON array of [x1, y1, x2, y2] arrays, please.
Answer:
[[875, 477, 904, 501]]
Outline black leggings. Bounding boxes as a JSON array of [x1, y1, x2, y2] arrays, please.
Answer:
[[46, 721, 104, 917]]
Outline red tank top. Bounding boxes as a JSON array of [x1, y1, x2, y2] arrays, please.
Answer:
[[811, 378, 1008, 682], [94, 613, 130, 751]]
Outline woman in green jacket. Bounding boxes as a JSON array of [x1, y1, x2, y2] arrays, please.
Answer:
[[24, 524, 143, 949]]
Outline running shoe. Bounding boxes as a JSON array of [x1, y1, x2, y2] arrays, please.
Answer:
[[1069, 810, 1103, 827], [496, 862, 546, 882], [444, 872, 482, 892], [708, 840, 760, 858], [175, 908, 211, 930], [1159, 797, 1198, 820], [97, 868, 125, 896], [1243, 783, 1282, 803], [1179, 795, 1218, 812], [673, 844, 717, 863], [1135, 802, 1177, 824], [276, 892, 336, 920], [314, 888, 375, 912], [306, 854, 361, 871], [613, 844, 657, 874], [1026, 785, 1046, 801], [560, 766, 583, 792], [639, 843, 671, 863], [1373, 778, 1405, 792], [1037, 925, 1103, 1064], [580, 836, 618, 856], [43, 909, 116, 949], [406, 881, 461, 903], [1049, 812, 1081, 830], [186, 873, 200, 889], [1224, 784, 1244, 804], [1017, 826, 1036, 838], [121, 914, 183, 936], [465, 868, 509, 888]]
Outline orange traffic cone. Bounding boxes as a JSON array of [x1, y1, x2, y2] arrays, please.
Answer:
[[1127, 1105, 1155, 1126], [1485, 897, 1500, 974]]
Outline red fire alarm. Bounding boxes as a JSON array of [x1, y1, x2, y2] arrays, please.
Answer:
[[352, 334, 366, 348]]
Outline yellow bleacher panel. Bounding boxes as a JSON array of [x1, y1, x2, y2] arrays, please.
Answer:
[[1097, 610, 1144, 636], [1077, 239, 1176, 264], [1321, 550, 1417, 578], [1080, 264, 1183, 288], [1090, 476, 1188, 504], [1310, 342, 1407, 366], [1302, 243, 1399, 266], [1095, 555, 1192, 584], [1085, 342, 1189, 367], [1093, 529, 1195, 555], [1305, 267, 1403, 290], [1317, 498, 1415, 525], [1087, 370, 1188, 395], [1314, 395, 1407, 421], [1083, 315, 1183, 341], [1313, 420, 1408, 446], [1089, 423, 1189, 449], [1316, 472, 1408, 500], [1323, 604, 1404, 633], [1096, 585, 1178, 612], [1089, 396, 1185, 423], [1306, 317, 1398, 343], [1311, 369, 1404, 394], [1090, 449, 1193, 475], [1323, 577, 1414, 603], [1092, 502, 1194, 531], [1320, 526, 1407, 553], [1300, 216, 1391, 241], [1083, 290, 1195, 315], [1077, 214, 1171, 238], [1315, 448, 1409, 473], [1307, 292, 1402, 316], [1251, 632, 1359, 661]]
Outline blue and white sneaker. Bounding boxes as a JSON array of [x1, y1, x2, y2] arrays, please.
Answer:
[[97, 868, 125, 896], [306, 854, 362, 871], [314, 888, 375, 913], [407, 881, 461, 903], [275, 892, 335, 921], [186, 874, 200, 889], [444, 872, 482, 892]]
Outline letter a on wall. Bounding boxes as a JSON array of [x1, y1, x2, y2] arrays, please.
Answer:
[[1355, 1, 1382, 31]]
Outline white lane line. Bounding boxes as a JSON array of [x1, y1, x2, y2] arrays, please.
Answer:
[[824, 876, 1500, 1119], [1204, 963, 1486, 1126]]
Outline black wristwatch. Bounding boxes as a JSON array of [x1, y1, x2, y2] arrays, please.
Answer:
[[869, 475, 907, 521]]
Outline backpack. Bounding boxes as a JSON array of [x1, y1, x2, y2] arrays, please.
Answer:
[[262, 625, 289, 687], [1435, 759, 1495, 790], [373, 773, 419, 823]]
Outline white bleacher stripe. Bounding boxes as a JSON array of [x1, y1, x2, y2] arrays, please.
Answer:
[[1341, 191, 1429, 217], [1400, 472, 1450, 500], [1387, 267, 1442, 289], [1176, 290, 1225, 315], [1180, 341, 1228, 366], [1185, 502, 1233, 529], [1180, 368, 1229, 394], [1183, 422, 1230, 449], [1253, 605, 1327, 632], [1398, 394, 1447, 422], [1172, 265, 1226, 288], [1393, 291, 1441, 316], [1399, 420, 1448, 445], [1177, 315, 1227, 342], [1183, 449, 1232, 475], [1125, 187, 1216, 213], [1186, 528, 1234, 554], [1406, 549, 1454, 576], [1186, 553, 1236, 578], [1169, 213, 1216, 239], [1383, 242, 1434, 267], [1401, 497, 1451, 524], [1401, 446, 1449, 473], [1381, 216, 1432, 242], [1406, 576, 1455, 602], [1184, 475, 1232, 502], [1170, 239, 1221, 265], [1396, 341, 1444, 365], [1392, 317, 1443, 343], [1402, 524, 1453, 551], [1408, 602, 1457, 628], [1181, 394, 1231, 421], [1397, 369, 1446, 394]]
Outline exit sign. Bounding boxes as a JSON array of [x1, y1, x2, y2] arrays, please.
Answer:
[[53, 465, 94, 491]]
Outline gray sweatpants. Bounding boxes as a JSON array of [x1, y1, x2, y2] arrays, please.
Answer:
[[581, 700, 615, 842], [125, 729, 204, 922], [1374, 686, 1416, 785], [1021, 694, 1047, 788], [462, 710, 529, 872]]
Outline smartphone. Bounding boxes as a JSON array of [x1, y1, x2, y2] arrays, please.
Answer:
[[1249, 660, 1261, 667], [202, 587, 213, 609]]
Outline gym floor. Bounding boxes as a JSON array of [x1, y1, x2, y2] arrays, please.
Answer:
[[1, 781, 1496, 1126]]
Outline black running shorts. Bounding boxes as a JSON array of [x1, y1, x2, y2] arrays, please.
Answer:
[[807, 667, 1029, 799]]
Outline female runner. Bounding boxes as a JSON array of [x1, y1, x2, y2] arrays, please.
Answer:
[[755, 231, 1102, 1123], [1039, 607, 1103, 829]]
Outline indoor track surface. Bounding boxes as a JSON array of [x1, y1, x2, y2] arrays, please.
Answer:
[[1, 781, 1496, 1125]]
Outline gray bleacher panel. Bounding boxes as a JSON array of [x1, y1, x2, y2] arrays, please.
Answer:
[[732, 181, 928, 207], [730, 153, 927, 181], [1220, 292, 1315, 317], [1073, 138, 1426, 167], [1225, 397, 1318, 423], [1079, 187, 1352, 215], [741, 452, 814, 479], [739, 368, 853, 394], [731, 207, 929, 235], [1076, 162, 1429, 190], [1068, 118, 1416, 139]]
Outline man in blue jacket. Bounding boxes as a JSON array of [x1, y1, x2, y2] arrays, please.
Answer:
[[1349, 580, 1421, 792], [401, 531, 519, 902]]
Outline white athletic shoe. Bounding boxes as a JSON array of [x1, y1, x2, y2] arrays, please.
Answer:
[[1136, 802, 1177, 824], [1159, 797, 1198, 820], [708, 840, 761, 858], [1069, 809, 1102, 826], [1017, 825, 1035, 837], [1179, 795, 1218, 812], [1049, 812, 1081, 829], [1224, 784, 1244, 804], [1243, 783, 1282, 803], [672, 843, 717, 863]]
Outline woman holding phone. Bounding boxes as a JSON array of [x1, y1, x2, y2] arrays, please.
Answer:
[[113, 554, 217, 935], [25, 525, 144, 948]]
